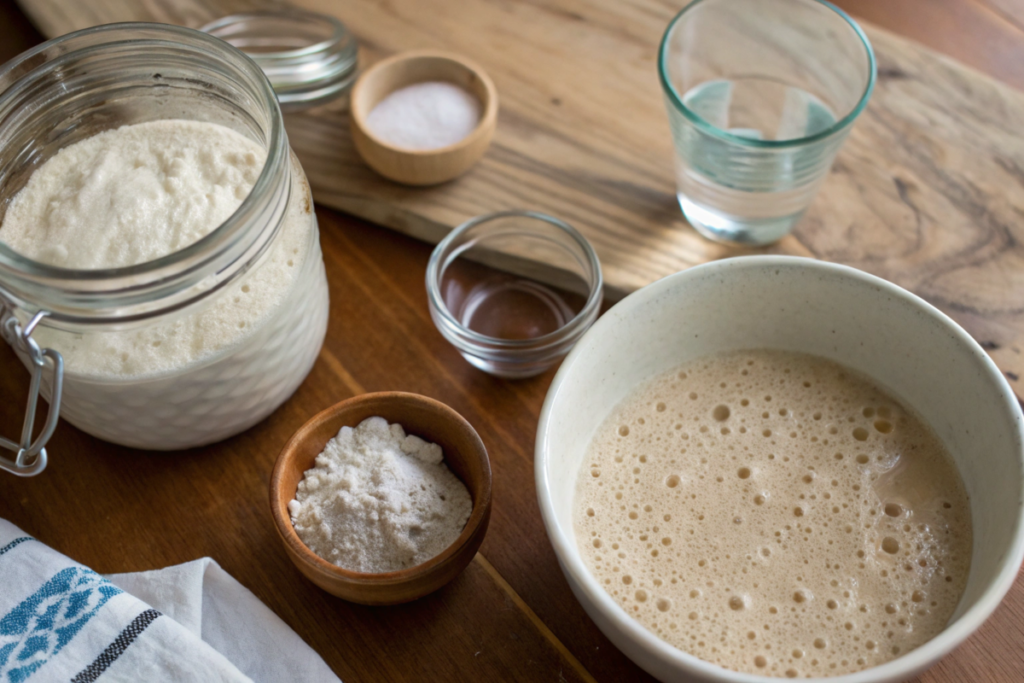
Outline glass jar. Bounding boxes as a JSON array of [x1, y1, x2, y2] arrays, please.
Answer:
[[200, 9, 359, 112], [0, 24, 330, 466]]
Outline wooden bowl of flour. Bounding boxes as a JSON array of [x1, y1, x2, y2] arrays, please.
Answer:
[[270, 392, 492, 605], [350, 50, 498, 185]]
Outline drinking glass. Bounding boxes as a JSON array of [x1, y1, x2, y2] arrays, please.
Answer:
[[659, 0, 875, 245]]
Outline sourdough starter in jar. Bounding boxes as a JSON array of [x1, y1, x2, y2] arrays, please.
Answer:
[[574, 350, 971, 678], [0, 119, 326, 448]]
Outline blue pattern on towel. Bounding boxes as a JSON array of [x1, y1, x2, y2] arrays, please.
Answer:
[[0, 538, 32, 559], [0, 567, 121, 683]]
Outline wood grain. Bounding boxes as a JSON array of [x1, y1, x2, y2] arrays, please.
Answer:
[[14, 0, 1024, 402], [979, 0, 1024, 34], [834, 0, 1024, 91], [2, 1, 1024, 682]]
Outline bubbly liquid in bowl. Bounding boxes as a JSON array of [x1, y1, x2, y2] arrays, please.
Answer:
[[574, 350, 971, 678]]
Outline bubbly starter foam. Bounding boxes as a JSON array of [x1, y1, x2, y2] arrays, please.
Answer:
[[574, 351, 971, 678]]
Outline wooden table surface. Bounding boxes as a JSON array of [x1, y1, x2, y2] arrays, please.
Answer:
[[0, 1, 1022, 682]]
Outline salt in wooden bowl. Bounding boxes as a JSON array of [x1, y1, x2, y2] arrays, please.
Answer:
[[350, 50, 498, 185]]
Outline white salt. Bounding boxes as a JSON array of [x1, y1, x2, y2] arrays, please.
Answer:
[[366, 81, 481, 150], [289, 416, 473, 573]]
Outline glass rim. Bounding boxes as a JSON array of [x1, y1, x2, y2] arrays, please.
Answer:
[[0, 22, 287, 314], [200, 10, 358, 110], [657, 0, 877, 149], [426, 210, 604, 351], [201, 10, 348, 61]]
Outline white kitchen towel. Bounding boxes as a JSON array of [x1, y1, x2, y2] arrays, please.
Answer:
[[0, 519, 340, 683]]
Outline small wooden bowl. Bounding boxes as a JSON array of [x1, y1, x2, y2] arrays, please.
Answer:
[[350, 50, 498, 185], [270, 392, 492, 605]]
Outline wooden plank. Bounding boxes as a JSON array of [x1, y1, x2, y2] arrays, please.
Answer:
[[979, 0, 1024, 35], [3, 2, 1024, 682], [14, 0, 1024, 402], [834, 0, 1024, 91]]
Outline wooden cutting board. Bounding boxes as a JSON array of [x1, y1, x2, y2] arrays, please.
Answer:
[[14, 0, 1024, 401]]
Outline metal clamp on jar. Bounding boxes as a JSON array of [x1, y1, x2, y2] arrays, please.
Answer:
[[0, 302, 62, 476], [0, 24, 331, 471]]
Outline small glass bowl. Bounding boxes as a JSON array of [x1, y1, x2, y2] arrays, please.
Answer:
[[201, 10, 358, 111], [426, 211, 603, 379]]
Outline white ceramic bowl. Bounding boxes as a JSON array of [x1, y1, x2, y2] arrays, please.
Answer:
[[536, 256, 1024, 683]]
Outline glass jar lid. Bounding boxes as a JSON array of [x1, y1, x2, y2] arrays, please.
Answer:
[[201, 9, 358, 111]]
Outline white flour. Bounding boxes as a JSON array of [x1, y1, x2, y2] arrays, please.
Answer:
[[289, 417, 473, 573], [0, 120, 263, 269], [0, 120, 315, 379], [366, 81, 481, 150]]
